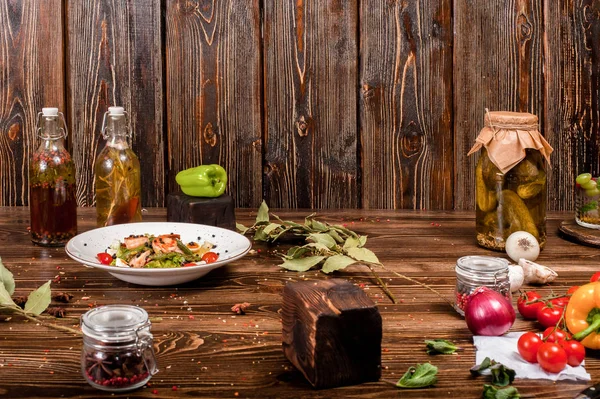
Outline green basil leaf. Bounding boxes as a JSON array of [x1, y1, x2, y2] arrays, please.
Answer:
[[343, 237, 361, 249], [236, 223, 249, 235], [424, 339, 460, 355], [471, 357, 515, 386], [24, 280, 52, 316], [396, 363, 438, 388], [346, 247, 380, 264], [307, 233, 337, 249], [471, 357, 493, 376], [322, 255, 357, 274], [483, 385, 520, 399], [0, 284, 17, 307], [0, 257, 15, 295], [256, 200, 270, 224], [280, 256, 325, 272]]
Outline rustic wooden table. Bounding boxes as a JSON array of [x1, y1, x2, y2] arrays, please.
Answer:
[[0, 207, 598, 398]]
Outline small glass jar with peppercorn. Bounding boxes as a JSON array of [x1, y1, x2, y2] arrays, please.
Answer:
[[81, 305, 158, 392], [29, 107, 77, 246], [454, 255, 511, 316]]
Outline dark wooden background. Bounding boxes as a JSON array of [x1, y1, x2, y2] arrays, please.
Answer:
[[0, 0, 599, 211]]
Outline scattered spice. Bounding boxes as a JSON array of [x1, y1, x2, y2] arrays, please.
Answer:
[[52, 292, 74, 303], [231, 302, 251, 315], [46, 307, 67, 318]]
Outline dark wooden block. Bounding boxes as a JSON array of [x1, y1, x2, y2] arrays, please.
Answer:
[[167, 193, 236, 230], [281, 279, 382, 389], [559, 219, 600, 248]]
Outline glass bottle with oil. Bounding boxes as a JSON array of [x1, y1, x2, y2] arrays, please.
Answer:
[[94, 106, 142, 226], [29, 107, 78, 246]]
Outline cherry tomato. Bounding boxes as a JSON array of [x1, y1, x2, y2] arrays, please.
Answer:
[[517, 332, 543, 363], [537, 342, 568, 373], [591, 272, 600, 282], [97, 252, 113, 265], [567, 286, 580, 295], [551, 296, 570, 308], [542, 327, 572, 343], [517, 291, 544, 320], [201, 252, 219, 264], [558, 339, 586, 367], [183, 262, 197, 267], [537, 304, 564, 328]]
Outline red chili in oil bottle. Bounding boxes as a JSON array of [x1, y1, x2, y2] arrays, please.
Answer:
[[29, 108, 77, 246]]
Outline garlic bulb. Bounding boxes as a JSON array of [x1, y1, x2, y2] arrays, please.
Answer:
[[508, 265, 524, 292], [505, 231, 540, 262], [518, 258, 558, 284]]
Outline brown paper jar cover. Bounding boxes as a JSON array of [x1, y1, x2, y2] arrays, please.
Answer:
[[470, 111, 553, 250], [468, 111, 553, 174]]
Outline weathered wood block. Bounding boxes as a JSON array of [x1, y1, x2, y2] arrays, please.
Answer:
[[166, 193, 236, 230], [281, 279, 382, 389]]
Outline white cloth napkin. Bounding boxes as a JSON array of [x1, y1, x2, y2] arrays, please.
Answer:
[[473, 332, 591, 381]]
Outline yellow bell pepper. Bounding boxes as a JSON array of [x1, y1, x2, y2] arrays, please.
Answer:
[[565, 281, 600, 349]]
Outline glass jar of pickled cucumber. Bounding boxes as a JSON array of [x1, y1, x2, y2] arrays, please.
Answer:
[[469, 111, 553, 251]]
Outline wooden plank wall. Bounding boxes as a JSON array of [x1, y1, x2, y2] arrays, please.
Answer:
[[1, 0, 599, 211]]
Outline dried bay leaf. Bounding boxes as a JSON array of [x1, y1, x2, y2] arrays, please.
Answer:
[[322, 255, 356, 274], [280, 256, 326, 272], [0, 257, 15, 295], [346, 247, 380, 264], [0, 284, 17, 307], [24, 280, 52, 316]]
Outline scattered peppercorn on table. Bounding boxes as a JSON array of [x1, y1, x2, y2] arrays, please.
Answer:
[[0, 207, 598, 398]]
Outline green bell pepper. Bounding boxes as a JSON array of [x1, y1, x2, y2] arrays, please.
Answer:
[[175, 164, 227, 197]]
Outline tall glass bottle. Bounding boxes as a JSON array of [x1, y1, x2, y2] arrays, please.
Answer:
[[29, 107, 77, 246], [94, 106, 142, 226]]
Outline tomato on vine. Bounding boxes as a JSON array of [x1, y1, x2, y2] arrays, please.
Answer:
[[517, 291, 544, 320], [537, 342, 568, 373], [591, 272, 600, 282], [517, 332, 543, 363], [558, 339, 586, 367], [537, 304, 564, 328], [542, 327, 571, 343]]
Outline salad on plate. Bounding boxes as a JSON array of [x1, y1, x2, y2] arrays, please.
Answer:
[[96, 233, 219, 268]]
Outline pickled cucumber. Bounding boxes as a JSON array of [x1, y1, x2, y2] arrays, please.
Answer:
[[517, 170, 546, 199], [476, 156, 497, 212], [481, 151, 502, 188], [501, 189, 539, 239]]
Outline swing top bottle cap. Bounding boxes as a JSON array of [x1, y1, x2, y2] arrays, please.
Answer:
[[108, 106, 125, 116], [42, 107, 59, 116]]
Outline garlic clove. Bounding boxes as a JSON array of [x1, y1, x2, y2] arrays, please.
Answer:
[[518, 258, 558, 284], [505, 231, 540, 262], [508, 264, 524, 292]]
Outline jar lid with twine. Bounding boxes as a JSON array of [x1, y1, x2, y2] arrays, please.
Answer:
[[467, 109, 553, 174]]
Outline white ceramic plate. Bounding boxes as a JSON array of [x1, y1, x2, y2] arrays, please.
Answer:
[[65, 222, 251, 286]]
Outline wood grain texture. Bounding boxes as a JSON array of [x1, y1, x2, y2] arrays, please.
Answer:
[[453, 0, 543, 210], [0, 0, 64, 206], [360, 0, 453, 210], [263, 0, 359, 209], [0, 207, 598, 398], [67, 0, 164, 207], [165, 0, 263, 208], [544, 1, 600, 211]]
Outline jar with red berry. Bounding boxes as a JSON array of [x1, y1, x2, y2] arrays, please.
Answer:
[[81, 305, 158, 392], [454, 255, 511, 316]]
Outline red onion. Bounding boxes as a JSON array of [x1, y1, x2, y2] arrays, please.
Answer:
[[464, 287, 515, 336]]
